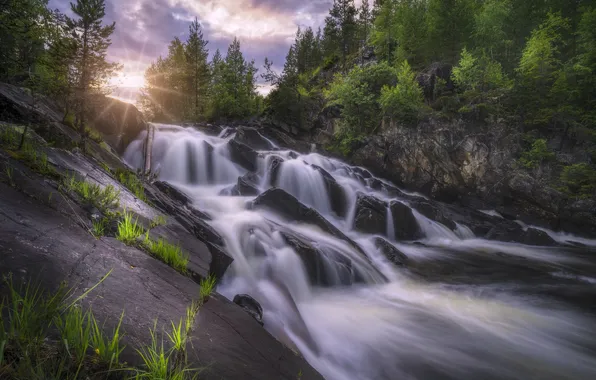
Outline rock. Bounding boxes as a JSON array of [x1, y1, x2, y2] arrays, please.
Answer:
[[234, 127, 275, 151], [353, 194, 388, 236], [0, 82, 64, 124], [312, 164, 348, 218], [522, 227, 558, 247], [281, 231, 355, 287], [410, 200, 457, 231], [374, 237, 408, 266], [233, 294, 264, 326], [558, 198, 596, 238], [154, 181, 192, 205], [235, 172, 260, 196], [267, 156, 284, 186], [485, 223, 525, 243], [390, 201, 423, 240], [0, 182, 323, 380], [88, 94, 147, 153], [228, 139, 258, 172]]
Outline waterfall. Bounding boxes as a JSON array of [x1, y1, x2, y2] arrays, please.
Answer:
[[124, 124, 596, 380]]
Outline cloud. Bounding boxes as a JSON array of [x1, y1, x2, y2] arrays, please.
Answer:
[[48, 0, 335, 92]]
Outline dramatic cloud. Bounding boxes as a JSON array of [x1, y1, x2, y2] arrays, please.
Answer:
[[48, 0, 335, 97]]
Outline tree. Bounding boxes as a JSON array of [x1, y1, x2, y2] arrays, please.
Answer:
[[358, 0, 372, 53], [328, 0, 358, 70], [380, 60, 424, 125], [67, 0, 121, 149], [185, 18, 209, 120]]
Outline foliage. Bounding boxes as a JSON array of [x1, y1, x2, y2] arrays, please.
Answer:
[[115, 169, 147, 202], [142, 235, 189, 274], [560, 163, 596, 198], [150, 215, 167, 229], [64, 175, 120, 212], [89, 310, 125, 368], [199, 274, 217, 303], [518, 139, 555, 169], [91, 217, 108, 237], [116, 210, 145, 245], [379, 60, 424, 125]]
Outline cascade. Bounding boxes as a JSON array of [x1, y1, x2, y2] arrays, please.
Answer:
[[124, 124, 596, 380]]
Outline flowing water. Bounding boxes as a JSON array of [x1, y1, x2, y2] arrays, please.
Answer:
[[125, 124, 596, 380]]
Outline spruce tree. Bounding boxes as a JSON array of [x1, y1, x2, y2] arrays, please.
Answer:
[[67, 0, 120, 148], [185, 18, 209, 120]]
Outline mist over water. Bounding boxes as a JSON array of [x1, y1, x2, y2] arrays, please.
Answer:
[[125, 124, 596, 380]]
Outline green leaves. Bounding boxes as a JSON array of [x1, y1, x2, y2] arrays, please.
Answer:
[[379, 60, 424, 125]]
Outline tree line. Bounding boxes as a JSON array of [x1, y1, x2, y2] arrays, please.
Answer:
[[139, 20, 263, 122], [263, 0, 596, 198], [0, 0, 120, 146]]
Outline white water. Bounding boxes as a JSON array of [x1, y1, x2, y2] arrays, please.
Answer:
[[125, 125, 596, 380]]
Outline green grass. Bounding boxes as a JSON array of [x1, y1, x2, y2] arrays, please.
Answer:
[[91, 217, 108, 237], [4, 166, 14, 186], [90, 311, 125, 369], [64, 175, 120, 212], [85, 127, 103, 144], [10, 142, 59, 177], [116, 211, 145, 245], [0, 126, 20, 147], [143, 234, 189, 274], [199, 274, 216, 303], [150, 215, 167, 229], [115, 169, 147, 202]]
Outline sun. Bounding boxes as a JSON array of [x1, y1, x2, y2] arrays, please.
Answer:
[[110, 73, 145, 89]]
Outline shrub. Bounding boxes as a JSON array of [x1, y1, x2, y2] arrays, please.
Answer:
[[380, 60, 424, 125], [560, 163, 596, 197], [518, 139, 555, 169]]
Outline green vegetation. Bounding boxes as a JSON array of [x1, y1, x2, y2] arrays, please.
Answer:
[[91, 217, 109, 238], [1, 274, 204, 379], [199, 274, 216, 304], [143, 235, 189, 274], [64, 175, 120, 212], [116, 211, 145, 245], [560, 163, 596, 198], [139, 21, 261, 122], [115, 168, 147, 202], [150, 215, 167, 229], [259, 0, 596, 199]]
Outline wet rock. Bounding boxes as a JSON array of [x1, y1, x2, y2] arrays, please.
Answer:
[[390, 201, 423, 240], [234, 127, 275, 151], [233, 294, 264, 326], [268, 156, 284, 186], [228, 139, 258, 172], [522, 227, 558, 247], [410, 200, 457, 231], [234, 172, 260, 196], [154, 181, 192, 205], [282, 231, 355, 287], [374, 237, 408, 266], [485, 223, 525, 243], [312, 164, 348, 218], [354, 194, 387, 236]]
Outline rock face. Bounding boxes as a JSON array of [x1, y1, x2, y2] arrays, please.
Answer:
[[233, 294, 264, 326], [233, 172, 260, 196], [312, 164, 348, 218], [390, 201, 423, 240], [374, 237, 408, 266], [228, 138, 258, 172], [88, 95, 147, 153], [234, 126, 275, 150], [354, 194, 388, 236], [0, 82, 65, 123]]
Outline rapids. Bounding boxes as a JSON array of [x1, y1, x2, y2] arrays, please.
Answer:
[[124, 124, 596, 380]]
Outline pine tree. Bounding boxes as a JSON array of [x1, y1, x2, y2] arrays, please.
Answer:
[[358, 0, 372, 52], [329, 0, 358, 70], [67, 0, 120, 149], [185, 18, 209, 120]]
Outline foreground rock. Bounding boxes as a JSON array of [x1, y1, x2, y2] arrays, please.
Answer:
[[233, 294, 264, 326], [0, 182, 322, 380], [354, 193, 388, 236]]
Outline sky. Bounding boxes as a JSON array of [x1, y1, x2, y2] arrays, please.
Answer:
[[48, 0, 339, 101]]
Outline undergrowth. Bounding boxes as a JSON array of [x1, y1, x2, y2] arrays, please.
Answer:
[[142, 235, 189, 274], [1, 272, 204, 380], [116, 211, 145, 245], [64, 175, 120, 212], [115, 169, 147, 202]]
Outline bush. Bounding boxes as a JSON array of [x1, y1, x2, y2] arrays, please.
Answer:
[[560, 163, 596, 197], [379, 60, 424, 125], [518, 139, 555, 169]]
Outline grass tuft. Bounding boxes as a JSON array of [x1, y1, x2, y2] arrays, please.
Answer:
[[150, 215, 167, 229], [64, 175, 120, 212], [199, 274, 216, 303], [115, 169, 147, 202], [116, 211, 145, 245], [91, 217, 108, 237], [90, 310, 125, 369], [143, 234, 189, 274]]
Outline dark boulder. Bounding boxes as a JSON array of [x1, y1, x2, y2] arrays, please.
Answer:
[[282, 231, 355, 287], [228, 139, 258, 172], [234, 127, 275, 151], [154, 181, 192, 206], [312, 164, 348, 218], [390, 201, 423, 240], [485, 222, 526, 243], [522, 227, 558, 247], [267, 156, 284, 186], [234, 172, 260, 196], [233, 294, 264, 326], [410, 200, 457, 231], [353, 194, 388, 236], [374, 237, 408, 266]]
